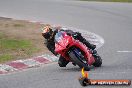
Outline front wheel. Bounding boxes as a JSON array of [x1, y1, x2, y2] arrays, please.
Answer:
[[69, 50, 90, 71]]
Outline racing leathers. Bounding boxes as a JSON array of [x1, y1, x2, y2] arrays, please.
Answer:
[[42, 28, 96, 67]]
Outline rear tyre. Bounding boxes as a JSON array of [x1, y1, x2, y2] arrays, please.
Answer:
[[93, 56, 102, 67], [58, 56, 69, 67], [69, 50, 90, 71]]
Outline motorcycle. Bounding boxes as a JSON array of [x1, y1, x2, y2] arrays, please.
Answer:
[[55, 31, 102, 71]]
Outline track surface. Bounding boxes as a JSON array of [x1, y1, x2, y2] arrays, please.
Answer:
[[0, 0, 132, 88]]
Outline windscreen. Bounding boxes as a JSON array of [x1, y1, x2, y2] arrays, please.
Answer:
[[55, 31, 65, 43]]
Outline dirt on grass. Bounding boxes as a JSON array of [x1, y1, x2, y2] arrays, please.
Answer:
[[0, 17, 51, 63]]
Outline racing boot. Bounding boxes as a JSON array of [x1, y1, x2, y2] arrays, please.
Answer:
[[84, 40, 97, 54], [74, 32, 96, 50], [83, 40, 96, 50], [72, 62, 76, 66], [58, 56, 69, 67]]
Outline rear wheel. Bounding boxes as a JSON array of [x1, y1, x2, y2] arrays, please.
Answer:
[[93, 56, 102, 67], [69, 49, 90, 71]]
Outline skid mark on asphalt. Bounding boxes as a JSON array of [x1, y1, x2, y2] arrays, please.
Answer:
[[0, 22, 105, 75], [117, 51, 132, 53], [60, 26, 105, 49]]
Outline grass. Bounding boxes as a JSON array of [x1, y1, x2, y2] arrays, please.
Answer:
[[0, 54, 13, 63], [0, 39, 32, 50], [80, 0, 132, 2], [0, 33, 38, 63], [13, 23, 25, 27], [0, 17, 47, 63]]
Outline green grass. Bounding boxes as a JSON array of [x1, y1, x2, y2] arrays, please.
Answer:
[[0, 39, 32, 50], [80, 0, 132, 2], [0, 54, 13, 63], [0, 33, 38, 63]]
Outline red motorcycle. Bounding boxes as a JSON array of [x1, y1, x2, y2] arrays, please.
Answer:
[[55, 31, 102, 71]]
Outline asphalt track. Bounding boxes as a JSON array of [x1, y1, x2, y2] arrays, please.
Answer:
[[0, 0, 132, 88]]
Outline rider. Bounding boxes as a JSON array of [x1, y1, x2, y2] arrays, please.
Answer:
[[42, 25, 96, 67]]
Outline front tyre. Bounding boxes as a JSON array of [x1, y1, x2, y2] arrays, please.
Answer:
[[69, 50, 90, 71]]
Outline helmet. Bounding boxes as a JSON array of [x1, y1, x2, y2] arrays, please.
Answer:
[[42, 25, 53, 39]]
